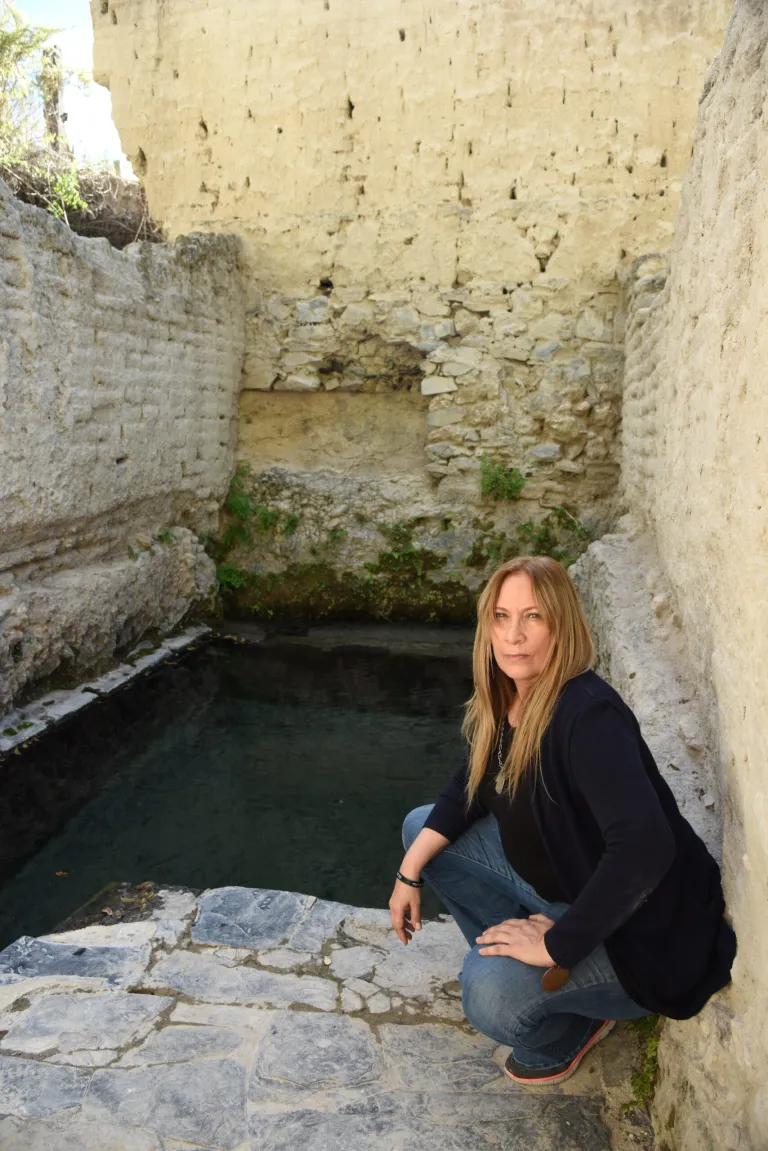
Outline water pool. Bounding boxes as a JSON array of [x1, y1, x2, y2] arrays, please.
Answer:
[[0, 629, 473, 948]]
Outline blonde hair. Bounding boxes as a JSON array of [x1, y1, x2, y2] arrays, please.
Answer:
[[463, 556, 595, 801]]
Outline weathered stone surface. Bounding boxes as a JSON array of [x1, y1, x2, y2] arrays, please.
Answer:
[[117, 1024, 244, 1067], [170, 1001, 278, 1035], [342, 915, 467, 1000], [145, 950, 337, 1010], [193, 887, 309, 949], [329, 945, 385, 980], [85, 1059, 247, 1150], [378, 1023, 498, 1092], [0, 937, 151, 988], [285, 897, 356, 953], [0, 1116, 163, 1151], [0, 992, 171, 1057], [0, 185, 244, 712], [250, 1012, 380, 1093], [257, 948, 315, 970], [0, 1055, 89, 1118]]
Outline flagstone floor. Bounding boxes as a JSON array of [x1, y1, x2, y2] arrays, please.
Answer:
[[0, 886, 654, 1150]]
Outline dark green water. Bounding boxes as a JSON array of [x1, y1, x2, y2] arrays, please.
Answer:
[[0, 635, 473, 949]]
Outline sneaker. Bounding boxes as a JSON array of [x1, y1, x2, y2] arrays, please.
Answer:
[[503, 1019, 615, 1086]]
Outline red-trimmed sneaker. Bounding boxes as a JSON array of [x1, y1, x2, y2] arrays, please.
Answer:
[[504, 1019, 615, 1086]]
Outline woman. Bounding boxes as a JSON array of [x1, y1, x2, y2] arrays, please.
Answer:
[[390, 556, 736, 1086]]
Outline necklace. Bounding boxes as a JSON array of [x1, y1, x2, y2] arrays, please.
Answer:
[[495, 716, 507, 793]]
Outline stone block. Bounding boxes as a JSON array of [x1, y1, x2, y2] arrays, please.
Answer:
[[329, 946, 385, 980], [527, 443, 562, 460], [85, 1059, 247, 1150], [0, 1116, 163, 1151], [427, 408, 464, 428], [0, 992, 171, 1057], [273, 373, 321, 391], [285, 897, 357, 952], [192, 887, 308, 949], [250, 1012, 380, 1093], [117, 1024, 244, 1067], [145, 950, 338, 1011], [296, 297, 331, 324], [0, 1056, 89, 1119], [421, 378, 458, 396], [0, 937, 151, 989]]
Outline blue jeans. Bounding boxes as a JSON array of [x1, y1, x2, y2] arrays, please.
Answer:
[[403, 804, 648, 1070]]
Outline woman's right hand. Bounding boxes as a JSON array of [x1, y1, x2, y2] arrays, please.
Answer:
[[389, 878, 422, 946]]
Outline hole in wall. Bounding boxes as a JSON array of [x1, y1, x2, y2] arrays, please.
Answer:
[[277, 126, 283, 134], [111, 8, 117, 24], [100, 0, 108, 12], [509, 185, 517, 200], [173, 69, 179, 79], [134, 147, 147, 176], [660, 151, 668, 167], [399, 28, 405, 41], [198, 117, 209, 138], [319, 278, 334, 293], [347, 96, 355, 119]]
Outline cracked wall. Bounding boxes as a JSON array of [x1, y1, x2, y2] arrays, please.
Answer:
[[91, 0, 731, 594], [0, 182, 245, 711]]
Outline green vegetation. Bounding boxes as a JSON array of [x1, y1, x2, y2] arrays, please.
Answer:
[[464, 507, 590, 572], [215, 562, 249, 591], [622, 1015, 662, 1115], [156, 527, 175, 545], [0, 4, 89, 222], [515, 506, 589, 567], [283, 513, 300, 536], [480, 455, 526, 501]]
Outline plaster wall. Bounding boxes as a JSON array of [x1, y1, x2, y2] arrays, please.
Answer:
[[92, 0, 731, 590], [0, 182, 245, 711], [610, 3, 768, 1144]]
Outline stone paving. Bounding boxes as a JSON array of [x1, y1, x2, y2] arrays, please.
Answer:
[[0, 886, 653, 1150]]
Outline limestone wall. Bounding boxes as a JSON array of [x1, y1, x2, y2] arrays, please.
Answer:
[[605, 3, 767, 1145], [0, 182, 245, 710], [92, 0, 731, 605]]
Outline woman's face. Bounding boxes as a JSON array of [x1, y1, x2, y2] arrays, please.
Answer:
[[490, 572, 552, 691]]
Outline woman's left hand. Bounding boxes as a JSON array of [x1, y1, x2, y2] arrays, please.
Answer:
[[476, 913, 555, 967]]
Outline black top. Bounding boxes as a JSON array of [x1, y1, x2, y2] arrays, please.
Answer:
[[428, 721, 566, 903], [423, 669, 736, 1019]]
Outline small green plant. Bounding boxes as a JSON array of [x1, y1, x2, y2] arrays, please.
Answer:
[[127, 545, 138, 561], [157, 527, 175, 545], [254, 504, 280, 533], [480, 455, 526, 501], [515, 506, 589, 567], [622, 1015, 661, 1114], [3, 726, 17, 737], [325, 528, 348, 547], [364, 522, 444, 585], [216, 562, 249, 591], [284, 513, 300, 536]]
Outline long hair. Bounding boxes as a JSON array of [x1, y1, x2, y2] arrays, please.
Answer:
[[463, 556, 595, 801]]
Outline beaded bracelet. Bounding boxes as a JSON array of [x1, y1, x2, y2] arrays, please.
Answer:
[[396, 870, 424, 888]]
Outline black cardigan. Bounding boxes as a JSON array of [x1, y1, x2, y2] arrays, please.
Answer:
[[424, 669, 736, 1019]]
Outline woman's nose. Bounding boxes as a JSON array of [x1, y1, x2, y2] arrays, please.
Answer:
[[505, 617, 525, 642]]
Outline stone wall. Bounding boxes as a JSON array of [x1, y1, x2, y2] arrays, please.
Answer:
[[585, 3, 766, 1145], [92, 0, 731, 609], [0, 182, 245, 710]]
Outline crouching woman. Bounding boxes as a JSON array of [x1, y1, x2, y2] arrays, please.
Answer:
[[391, 556, 736, 1085]]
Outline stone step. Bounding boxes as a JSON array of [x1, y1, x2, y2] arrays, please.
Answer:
[[0, 885, 653, 1151]]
